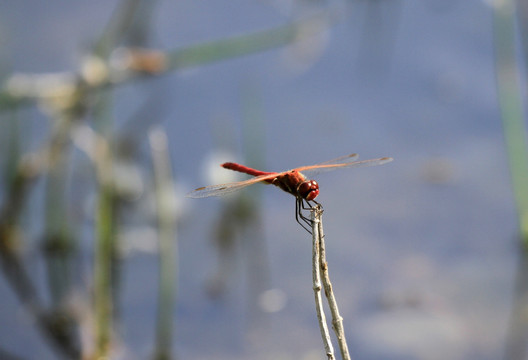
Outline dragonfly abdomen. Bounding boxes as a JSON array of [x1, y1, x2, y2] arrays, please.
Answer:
[[222, 162, 275, 179]]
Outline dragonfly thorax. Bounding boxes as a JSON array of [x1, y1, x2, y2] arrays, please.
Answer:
[[297, 180, 319, 201]]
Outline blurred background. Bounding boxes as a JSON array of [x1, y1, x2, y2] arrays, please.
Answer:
[[1, 0, 527, 359]]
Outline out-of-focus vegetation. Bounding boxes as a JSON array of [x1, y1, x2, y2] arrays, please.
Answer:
[[3, 0, 528, 359], [0, 1, 338, 358]]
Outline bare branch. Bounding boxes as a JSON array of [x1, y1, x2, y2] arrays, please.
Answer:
[[317, 207, 351, 360], [311, 206, 335, 360]]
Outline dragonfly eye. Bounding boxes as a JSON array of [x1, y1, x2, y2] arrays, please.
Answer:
[[298, 180, 319, 201]]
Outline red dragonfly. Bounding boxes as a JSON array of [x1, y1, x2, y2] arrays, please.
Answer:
[[187, 153, 393, 232]]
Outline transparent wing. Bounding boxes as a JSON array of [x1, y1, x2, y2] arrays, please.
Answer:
[[285, 153, 359, 176], [186, 172, 279, 198], [313, 153, 359, 165], [187, 154, 393, 198], [295, 156, 393, 175]]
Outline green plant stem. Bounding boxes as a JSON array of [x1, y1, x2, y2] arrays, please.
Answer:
[[494, 0, 528, 247], [494, 3, 528, 359], [43, 115, 74, 306], [94, 180, 115, 357], [93, 128, 116, 357], [93, 0, 146, 57], [166, 12, 330, 69], [149, 128, 177, 360], [0, 10, 338, 110], [0, 110, 81, 358]]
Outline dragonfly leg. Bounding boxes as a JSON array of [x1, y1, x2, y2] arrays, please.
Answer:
[[295, 198, 312, 234], [295, 198, 322, 234]]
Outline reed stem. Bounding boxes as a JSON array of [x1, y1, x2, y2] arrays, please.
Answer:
[[494, 0, 528, 247], [149, 128, 178, 360]]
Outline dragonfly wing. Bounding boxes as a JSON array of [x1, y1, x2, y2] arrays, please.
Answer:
[[186, 173, 278, 198], [187, 154, 392, 198], [287, 153, 359, 176], [296, 156, 393, 175], [313, 153, 359, 165]]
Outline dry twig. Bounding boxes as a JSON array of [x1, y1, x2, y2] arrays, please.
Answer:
[[311, 205, 351, 360], [311, 205, 335, 360]]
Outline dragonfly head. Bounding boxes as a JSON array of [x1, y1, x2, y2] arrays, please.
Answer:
[[298, 180, 319, 201]]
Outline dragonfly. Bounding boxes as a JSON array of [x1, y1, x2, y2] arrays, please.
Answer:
[[187, 153, 393, 233]]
